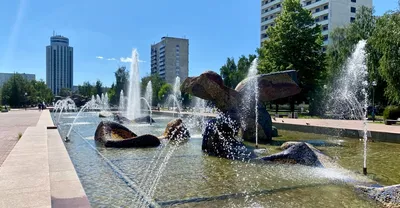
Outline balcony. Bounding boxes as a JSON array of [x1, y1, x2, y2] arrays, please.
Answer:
[[261, 7, 281, 18], [303, 0, 329, 10], [261, 0, 282, 10], [312, 8, 329, 18], [261, 17, 276, 25]]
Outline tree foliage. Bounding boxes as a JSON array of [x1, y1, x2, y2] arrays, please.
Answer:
[[219, 54, 257, 88], [78, 81, 95, 97], [109, 66, 129, 104], [369, 10, 400, 104], [257, 0, 325, 105], [1, 74, 53, 107], [158, 83, 172, 103], [140, 74, 166, 106], [60, 88, 72, 97], [95, 80, 103, 96], [327, 6, 376, 81]]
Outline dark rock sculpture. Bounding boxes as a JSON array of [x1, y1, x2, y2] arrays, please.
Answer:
[[261, 142, 339, 168], [94, 118, 190, 148], [94, 121, 160, 148], [181, 70, 300, 143], [202, 117, 256, 160], [356, 184, 400, 208], [113, 113, 155, 124]]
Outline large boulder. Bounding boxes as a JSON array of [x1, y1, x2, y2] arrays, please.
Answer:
[[99, 111, 113, 118], [162, 118, 190, 141], [113, 113, 131, 124], [240, 103, 273, 142], [356, 184, 400, 208], [134, 115, 155, 124], [181, 70, 301, 144], [202, 118, 256, 160], [235, 70, 301, 102], [94, 121, 160, 148], [181, 71, 241, 112], [113, 113, 155, 124], [261, 142, 339, 168]]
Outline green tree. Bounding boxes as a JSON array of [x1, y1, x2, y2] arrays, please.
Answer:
[[327, 6, 376, 81], [1, 74, 31, 107], [59, 88, 72, 97], [369, 10, 400, 104], [219, 54, 257, 89], [257, 0, 325, 114], [158, 83, 172, 103], [109, 66, 129, 105], [95, 80, 103, 95], [78, 81, 95, 97], [1, 74, 53, 107], [140, 74, 166, 106]]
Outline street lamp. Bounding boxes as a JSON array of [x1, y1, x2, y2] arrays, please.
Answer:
[[372, 81, 377, 122], [24, 92, 28, 110]]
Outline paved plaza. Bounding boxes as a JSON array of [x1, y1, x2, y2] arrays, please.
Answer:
[[0, 110, 90, 208], [0, 110, 41, 165]]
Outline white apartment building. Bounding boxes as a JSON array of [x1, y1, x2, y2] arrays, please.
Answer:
[[260, 0, 373, 50], [46, 35, 74, 95]]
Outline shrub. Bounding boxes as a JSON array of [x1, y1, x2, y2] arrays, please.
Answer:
[[383, 106, 400, 125]]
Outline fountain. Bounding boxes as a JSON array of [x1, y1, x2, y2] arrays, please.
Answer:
[[240, 58, 260, 148], [140, 97, 152, 125], [145, 81, 153, 108], [328, 40, 369, 174], [126, 49, 141, 120], [56, 98, 76, 124], [119, 90, 125, 112], [171, 77, 182, 118], [65, 99, 98, 142]]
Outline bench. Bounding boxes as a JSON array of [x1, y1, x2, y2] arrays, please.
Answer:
[[384, 118, 400, 125]]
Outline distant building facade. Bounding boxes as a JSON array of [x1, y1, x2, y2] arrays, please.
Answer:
[[46, 35, 74, 95], [0, 72, 35, 87], [150, 37, 189, 85], [260, 0, 373, 50]]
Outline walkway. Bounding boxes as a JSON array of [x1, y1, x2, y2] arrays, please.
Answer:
[[0, 110, 41, 165], [273, 118, 400, 134], [0, 110, 90, 208], [154, 110, 400, 141]]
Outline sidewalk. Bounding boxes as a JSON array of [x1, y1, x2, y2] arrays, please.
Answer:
[[0, 110, 90, 208], [0, 110, 41, 165]]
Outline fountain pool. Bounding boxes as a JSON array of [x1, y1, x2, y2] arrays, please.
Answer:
[[53, 112, 400, 207]]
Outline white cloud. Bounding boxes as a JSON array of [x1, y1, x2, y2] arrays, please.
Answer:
[[96, 56, 104, 59], [107, 58, 116, 61], [120, 57, 132, 63], [119, 57, 146, 63]]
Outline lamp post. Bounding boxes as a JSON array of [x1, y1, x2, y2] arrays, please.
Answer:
[[24, 92, 28, 110], [372, 81, 377, 122]]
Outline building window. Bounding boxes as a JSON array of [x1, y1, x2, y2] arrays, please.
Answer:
[[351, 0, 356, 2], [315, 17, 320, 22], [277, 4, 281, 7], [324, 5, 329, 10], [351, 7, 356, 13], [315, 8, 320, 13], [350, 17, 356, 22], [323, 15, 328, 20], [306, 1, 311, 5], [323, 35, 328, 41], [323, 25, 328, 31]]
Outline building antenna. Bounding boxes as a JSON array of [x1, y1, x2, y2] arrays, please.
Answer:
[[53, 30, 55, 36]]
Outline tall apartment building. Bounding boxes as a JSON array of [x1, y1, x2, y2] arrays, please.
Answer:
[[151, 37, 189, 85], [260, 0, 373, 50], [46, 35, 73, 95]]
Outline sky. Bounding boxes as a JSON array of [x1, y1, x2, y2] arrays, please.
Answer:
[[0, 0, 397, 87]]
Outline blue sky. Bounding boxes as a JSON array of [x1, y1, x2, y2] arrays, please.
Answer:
[[0, 0, 397, 87]]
